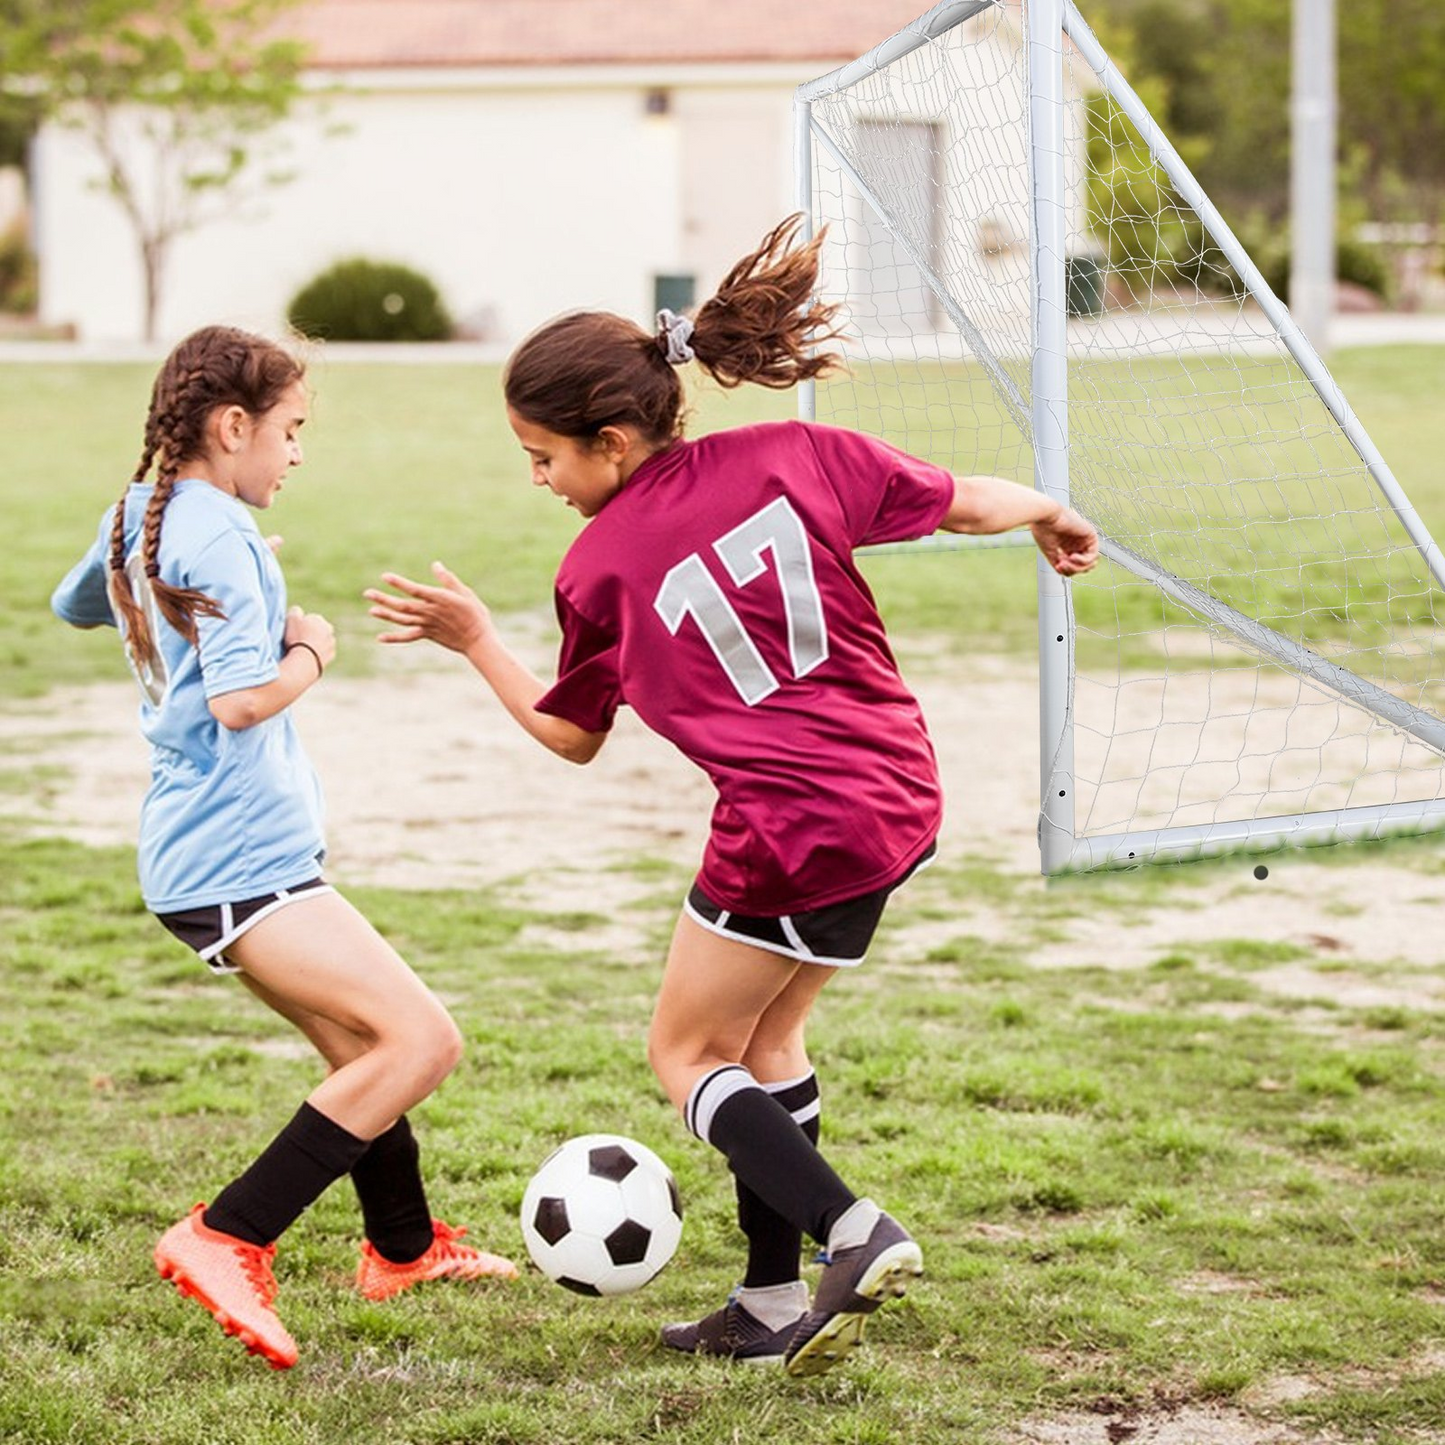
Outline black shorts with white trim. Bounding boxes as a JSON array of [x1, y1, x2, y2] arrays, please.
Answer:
[[155, 877, 332, 974], [684, 842, 936, 967]]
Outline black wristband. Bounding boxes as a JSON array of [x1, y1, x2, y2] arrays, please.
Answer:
[[284, 640, 325, 678]]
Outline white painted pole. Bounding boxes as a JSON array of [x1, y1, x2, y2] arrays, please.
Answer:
[[1029, 0, 1075, 875], [795, 97, 817, 424], [1291, 0, 1336, 355]]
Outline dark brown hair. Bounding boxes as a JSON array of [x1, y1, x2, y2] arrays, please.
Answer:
[[108, 325, 305, 672], [503, 214, 844, 446]]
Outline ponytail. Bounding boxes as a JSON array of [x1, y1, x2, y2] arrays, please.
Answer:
[[687, 214, 844, 391], [504, 214, 843, 445]]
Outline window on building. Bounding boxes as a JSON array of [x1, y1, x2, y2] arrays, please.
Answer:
[[653, 273, 696, 315]]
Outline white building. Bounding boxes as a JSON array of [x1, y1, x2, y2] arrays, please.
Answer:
[[33, 0, 965, 345]]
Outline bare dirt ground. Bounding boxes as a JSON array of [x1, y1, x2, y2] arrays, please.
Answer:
[[3, 646, 1443, 1444], [6, 647, 1445, 1004]]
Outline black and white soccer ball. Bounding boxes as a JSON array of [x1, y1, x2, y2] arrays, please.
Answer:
[[520, 1133, 683, 1296]]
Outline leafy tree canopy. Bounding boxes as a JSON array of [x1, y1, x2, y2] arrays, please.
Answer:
[[0, 0, 309, 337], [1087, 0, 1445, 225]]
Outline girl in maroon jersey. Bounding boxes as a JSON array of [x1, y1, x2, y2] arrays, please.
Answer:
[[368, 216, 1097, 1376]]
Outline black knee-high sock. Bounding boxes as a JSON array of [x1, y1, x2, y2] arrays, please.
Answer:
[[687, 1065, 854, 1247], [738, 1073, 821, 1287], [204, 1102, 370, 1247], [350, 1115, 435, 1263]]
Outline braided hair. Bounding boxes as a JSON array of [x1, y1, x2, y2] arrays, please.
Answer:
[[503, 215, 844, 447], [107, 326, 305, 673]]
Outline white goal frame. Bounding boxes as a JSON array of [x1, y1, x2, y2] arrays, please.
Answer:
[[794, 0, 1445, 874]]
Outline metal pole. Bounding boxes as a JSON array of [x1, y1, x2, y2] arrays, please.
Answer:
[[1029, 0, 1075, 874], [1068, 796, 1445, 872], [1099, 537, 1445, 757], [795, 97, 817, 424], [1291, 0, 1336, 355], [806, 120, 1030, 435], [796, 0, 998, 104]]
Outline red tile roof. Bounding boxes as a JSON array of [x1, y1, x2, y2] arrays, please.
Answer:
[[284, 0, 944, 70]]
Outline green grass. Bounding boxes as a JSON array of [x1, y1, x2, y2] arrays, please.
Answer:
[[2, 833, 1443, 1444], [825, 345, 1445, 679], [0, 360, 797, 697], [7, 347, 1445, 697], [5, 350, 1445, 1440]]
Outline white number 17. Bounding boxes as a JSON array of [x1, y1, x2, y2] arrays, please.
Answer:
[[653, 497, 830, 706]]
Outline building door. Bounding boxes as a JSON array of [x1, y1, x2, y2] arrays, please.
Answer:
[[850, 119, 942, 337]]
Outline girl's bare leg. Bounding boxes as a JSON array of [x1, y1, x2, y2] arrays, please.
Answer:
[[227, 890, 463, 1140]]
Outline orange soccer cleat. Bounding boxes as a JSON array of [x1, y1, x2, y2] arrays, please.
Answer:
[[153, 1204, 299, 1370], [355, 1218, 519, 1301]]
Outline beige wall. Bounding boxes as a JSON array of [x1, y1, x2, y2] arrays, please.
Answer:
[[675, 87, 796, 301], [33, 66, 807, 345]]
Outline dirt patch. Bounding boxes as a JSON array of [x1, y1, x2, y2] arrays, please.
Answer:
[[3, 651, 1445, 1010], [1015, 1405, 1338, 1444]]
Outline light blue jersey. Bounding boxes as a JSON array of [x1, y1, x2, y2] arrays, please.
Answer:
[[52, 479, 326, 912]]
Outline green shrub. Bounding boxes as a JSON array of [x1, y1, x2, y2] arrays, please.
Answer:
[[1257, 235, 1392, 303], [287, 257, 453, 342], [0, 223, 37, 314]]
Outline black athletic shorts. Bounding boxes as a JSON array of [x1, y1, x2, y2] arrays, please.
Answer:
[[683, 841, 936, 967], [155, 877, 332, 974]]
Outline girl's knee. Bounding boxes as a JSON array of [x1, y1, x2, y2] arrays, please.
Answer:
[[423, 1010, 464, 1083], [644, 1027, 671, 1089], [742, 1041, 808, 1082], [646, 1029, 702, 1114], [388, 1006, 463, 1100]]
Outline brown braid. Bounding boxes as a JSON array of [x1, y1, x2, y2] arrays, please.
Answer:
[[503, 214, 844, 446], [107, 326, 304, 672]]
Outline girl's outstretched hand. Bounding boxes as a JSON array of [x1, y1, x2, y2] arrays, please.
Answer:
[[365, 562, 491, 652]]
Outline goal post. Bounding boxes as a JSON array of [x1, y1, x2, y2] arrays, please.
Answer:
[[795, 0, 1445, 874]]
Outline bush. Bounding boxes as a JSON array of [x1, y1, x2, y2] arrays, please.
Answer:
[[1258, 235, 1391, 304], [287, 257, 453, 342], [0, 223, 37, 314]]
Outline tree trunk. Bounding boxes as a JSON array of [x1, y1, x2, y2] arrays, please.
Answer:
[[141, 235, 164, 344]]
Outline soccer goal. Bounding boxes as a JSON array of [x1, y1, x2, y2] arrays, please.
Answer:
[[795, 0, 1445, 874]]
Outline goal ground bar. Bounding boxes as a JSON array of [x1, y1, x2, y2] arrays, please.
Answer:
[[1065, 796, 1445, 872]]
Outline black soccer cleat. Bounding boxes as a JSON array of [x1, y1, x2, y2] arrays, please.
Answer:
[[782, 1211, 923, 1378], [661, 1288, 806, 1364]]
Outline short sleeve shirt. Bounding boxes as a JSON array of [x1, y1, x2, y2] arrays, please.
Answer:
[[535, 421, 954, 914], [52, 480, 326, 911]]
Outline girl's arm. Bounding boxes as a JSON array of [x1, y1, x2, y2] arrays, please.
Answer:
[[208, 607, 335, 731], [52, 541, 116, 630], [364, 564, 608, 765], [943, 474, 1099, 576]]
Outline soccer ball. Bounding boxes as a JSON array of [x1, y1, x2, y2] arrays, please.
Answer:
[[520, 1133, 683, 1296]]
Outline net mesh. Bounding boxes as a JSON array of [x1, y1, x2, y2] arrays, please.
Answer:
[[805, 0, 1445, 865]]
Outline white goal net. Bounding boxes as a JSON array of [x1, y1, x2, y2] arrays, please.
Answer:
[[797, 0, 1445, 872]]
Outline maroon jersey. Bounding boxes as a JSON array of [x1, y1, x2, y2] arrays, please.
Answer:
[[535, 420, 954, 914]]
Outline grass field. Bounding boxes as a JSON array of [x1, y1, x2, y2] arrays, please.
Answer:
[[3, 349, 1445, 1443], [2, 834, 1443, 1443], [10, 346, 1445, 696]]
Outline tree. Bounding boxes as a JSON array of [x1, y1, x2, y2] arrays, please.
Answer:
[[1, 0, 309, 340], [1088, 0, 1445, 298]]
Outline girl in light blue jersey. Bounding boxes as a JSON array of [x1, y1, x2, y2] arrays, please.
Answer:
[[53, 326, 515, 1370]]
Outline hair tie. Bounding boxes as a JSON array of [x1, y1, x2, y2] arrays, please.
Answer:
[[144, 562, 161, 578], [655, 309, 696, 366]]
